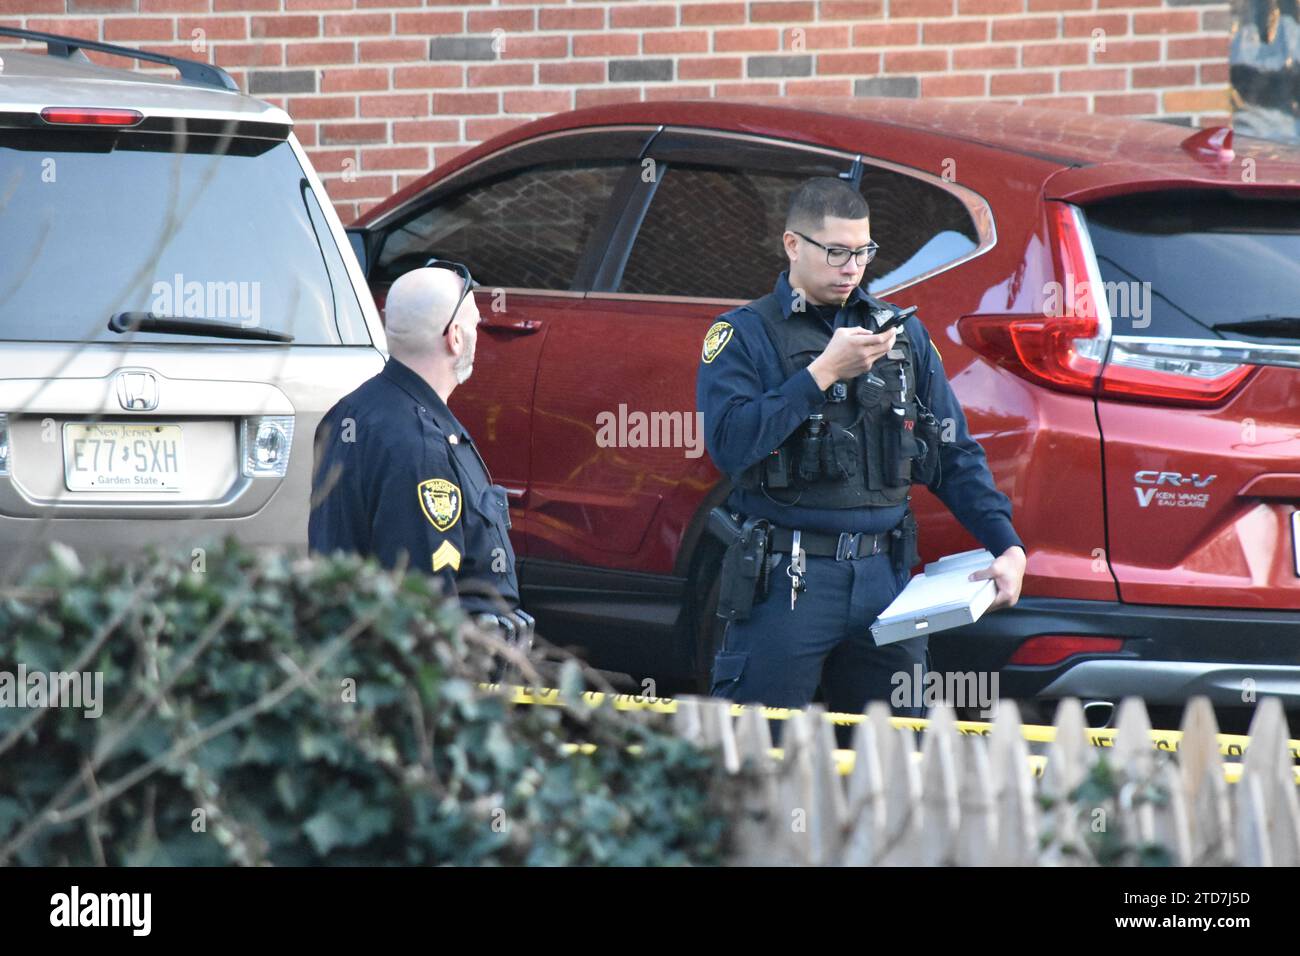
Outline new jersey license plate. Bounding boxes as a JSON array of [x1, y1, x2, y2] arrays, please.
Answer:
[[63, 422, 184, 492]]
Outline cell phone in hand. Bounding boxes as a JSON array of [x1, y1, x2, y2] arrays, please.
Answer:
[[872, 305, 917, 334]]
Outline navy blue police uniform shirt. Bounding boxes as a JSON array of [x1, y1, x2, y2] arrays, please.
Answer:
[[308, 357, 520, 616], [697, 270, 1024, 556]]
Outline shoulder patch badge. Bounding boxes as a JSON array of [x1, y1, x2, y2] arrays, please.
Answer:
[[418, 478, 462, 532], [701, 321, 734, 364], [431, 540, 462, 572]]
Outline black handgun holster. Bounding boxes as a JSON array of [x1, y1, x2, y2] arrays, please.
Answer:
[[889, 507, 921, 577], [711, 509, 771, 622]]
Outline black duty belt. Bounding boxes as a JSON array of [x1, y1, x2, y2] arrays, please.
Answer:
[[767, 526, 894, 561]]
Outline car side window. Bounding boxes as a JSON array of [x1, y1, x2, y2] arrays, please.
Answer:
[[617, 164, 811, 301], [858, 165, 980, 293], [616, 159, 983, 300], [373, 159, 630, 291]]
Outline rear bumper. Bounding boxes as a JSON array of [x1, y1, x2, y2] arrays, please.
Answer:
[[929, 596, 1300, 707], [0, 507, 309, 583], [1035, 659, 1300, 707]]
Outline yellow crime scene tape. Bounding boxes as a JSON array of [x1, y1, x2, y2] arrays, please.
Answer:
[[490, 684, 1300, 764]]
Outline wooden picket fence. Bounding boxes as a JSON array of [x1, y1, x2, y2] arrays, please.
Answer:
[[671, 695, 1300, 866]]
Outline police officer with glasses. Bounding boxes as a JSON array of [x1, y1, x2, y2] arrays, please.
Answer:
[[697, 177, 1026, 718]]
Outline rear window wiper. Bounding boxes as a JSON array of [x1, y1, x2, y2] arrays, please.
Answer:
[[110, 312, 295, 343], [1211, 315, 1300, 339]]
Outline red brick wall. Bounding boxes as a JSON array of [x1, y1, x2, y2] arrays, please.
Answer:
[[0, 0, 1233, 223]]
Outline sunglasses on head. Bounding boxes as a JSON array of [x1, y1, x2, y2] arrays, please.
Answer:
[[425, 258, 481, 337]]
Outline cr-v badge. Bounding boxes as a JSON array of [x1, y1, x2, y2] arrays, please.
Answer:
[[1133, 470, 1216, 508]]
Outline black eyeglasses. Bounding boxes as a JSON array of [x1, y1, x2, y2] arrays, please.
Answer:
[[793, 231, 879, 267], [425, 258, 481, 337]]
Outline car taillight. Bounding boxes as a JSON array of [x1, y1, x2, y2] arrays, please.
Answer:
[[957, 312, 1103, 396], [958, 202, 1251, 407], [40, 107, 143, 127], [1008, 635, 1125, 666], [1099, 338, 1255, 405], [958, 203, 1109, 396], [242, 416, 294, 478]]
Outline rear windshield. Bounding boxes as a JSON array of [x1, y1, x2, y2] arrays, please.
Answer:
[[0, 129, 369, 345], [1084, 192, 1300, 339]]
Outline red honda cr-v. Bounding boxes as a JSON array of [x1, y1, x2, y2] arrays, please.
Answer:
[[348, 98, 1300, 715]]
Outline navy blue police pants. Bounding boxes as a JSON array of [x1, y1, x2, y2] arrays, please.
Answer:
[[709, 547, 928, 727]]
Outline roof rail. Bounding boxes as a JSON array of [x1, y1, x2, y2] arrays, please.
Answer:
[[0, 26, 239, 92]]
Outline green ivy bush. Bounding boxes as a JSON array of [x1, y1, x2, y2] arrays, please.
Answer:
[[0, 541, 735, 866]]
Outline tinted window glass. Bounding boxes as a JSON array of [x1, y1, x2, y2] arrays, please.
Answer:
[[618, 162, 981, 300], [1085, 193, 1300, 338], [374, 160, 628, 290], [859, 166, 979, 293], [618, 164, 806, 300], [0, 130, 367, 345]]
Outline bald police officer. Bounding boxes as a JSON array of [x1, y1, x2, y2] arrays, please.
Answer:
[[697, 177, 1026, 718], [309, 261, 532, 643]]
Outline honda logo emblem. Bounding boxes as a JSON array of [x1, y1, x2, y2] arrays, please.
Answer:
[[115, 370, 159, 411]]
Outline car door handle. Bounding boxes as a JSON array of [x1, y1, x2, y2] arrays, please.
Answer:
[[484, 319, 543, 335]]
